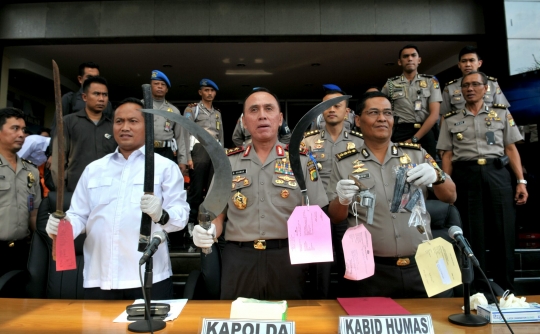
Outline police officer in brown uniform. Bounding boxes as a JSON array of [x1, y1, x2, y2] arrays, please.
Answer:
[[327, 92, 456, 298], [184, 79, 224, 229], [382, 45, 442, 157], [0, 108, 42, 277], [302, 85, 364, 296], [441, 46, 510, 116], [192, 88, 328, 300], [437, 71, 527, 292], [148, 70, 187, 174]]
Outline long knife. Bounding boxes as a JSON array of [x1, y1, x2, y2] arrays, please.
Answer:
[[51, 60, 66, 260], [140, 108, 232, 227], [288, 95, 351, 205], [138, 84, 156, 252]]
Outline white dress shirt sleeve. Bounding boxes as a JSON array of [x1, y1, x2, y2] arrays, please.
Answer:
[[159, 159, 189, 233], [66, 167, 91, 239]]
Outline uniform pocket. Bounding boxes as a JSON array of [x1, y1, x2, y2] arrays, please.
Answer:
[[87, 177, 113, 205], [131, 176, 161, 203]]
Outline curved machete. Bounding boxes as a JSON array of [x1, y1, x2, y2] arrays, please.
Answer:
[[140, 108, 232, 220], [288, 95, 352, 204]]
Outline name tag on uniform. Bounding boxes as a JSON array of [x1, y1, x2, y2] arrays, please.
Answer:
[[454, 121, 465, 126], [414, 100, 422, 111], [356, 173, 371, 179], [486, 131, 496, 145], [232, 169, 246, 175]]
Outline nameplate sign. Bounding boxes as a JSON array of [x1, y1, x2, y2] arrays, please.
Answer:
[[339, 315, 434, 334], [202, 319, 295, 334]]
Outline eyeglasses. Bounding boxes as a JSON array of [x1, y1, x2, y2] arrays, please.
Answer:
[[461, 82, 485, 88], [363, 110, 394, 118]]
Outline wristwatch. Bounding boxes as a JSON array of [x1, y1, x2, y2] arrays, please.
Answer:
[[156, 209, 170, 225], [411, 136, 419, 144], [433, 167, 446, 185], [517, 179, 528, 185]]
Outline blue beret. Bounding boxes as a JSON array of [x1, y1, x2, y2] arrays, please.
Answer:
[[200, 78, 219, 91], [322, 84, 342, 93], [151, 70, 171, 88]]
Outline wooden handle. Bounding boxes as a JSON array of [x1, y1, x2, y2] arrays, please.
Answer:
[[52, 235, 57, 261]]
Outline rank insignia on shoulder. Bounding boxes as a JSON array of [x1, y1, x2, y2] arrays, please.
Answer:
[[492, 104, 507, 109], [488, 76, 497, 82], [349, 130, 363, 138], [336, 148, 358, 161], [443, 110, 460, 119], [446, 78, 458, 86], [397, 142, 421, 150], [22, 158, 36, 167], [226, 146, 245, 156], [389, 75, 400, 81], [420, 74, 433, 78], [304, 130, 320, 138]]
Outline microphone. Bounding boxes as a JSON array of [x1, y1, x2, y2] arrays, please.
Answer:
[[139, 230, 168, 265], [448, 226, 480, 267]]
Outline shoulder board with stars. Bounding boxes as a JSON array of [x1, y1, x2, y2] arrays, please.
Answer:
[[283, 144, 307, 155], [389, 75, 400, 81], [226, 146, 245, 156], [397, 142, 422, 150], [492, 104, 507, 109], [21, 158, 37, 167], [304, 130, 320, 138], [419, 74, 433, 78], [445, 78, 459, 86], [349, 130, 363, 138], [335, 148, 358, 161], [443, 110, 461, 119], [488, 76, 497, 82]]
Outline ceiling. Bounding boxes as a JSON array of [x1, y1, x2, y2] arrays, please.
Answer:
[[5, 41, 472, 104]]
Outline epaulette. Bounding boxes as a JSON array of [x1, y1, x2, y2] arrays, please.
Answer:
[[349, 130, 363, 138], [446, 78, 459, 86], [284, 144, 307, 155], [303, 130, 320, 138], [397, 142, 422, 150], [488, 76, 497, 82], [419, 74, 433, 78], [336, 148, 358, 161], [443, 110, 460, 118], [492, 104, 507, 109], [226, 147, 244, 156], [21, 158, 37, 167], [389, 76, 400, 81]]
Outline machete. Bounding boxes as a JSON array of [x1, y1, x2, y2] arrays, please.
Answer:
[[51, 60, 66, 260], [138, 84, 156, 252], [288, 95, 352, 205], [140, 108, 232, 235]]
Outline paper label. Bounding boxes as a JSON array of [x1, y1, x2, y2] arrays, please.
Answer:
[[342, 225, 375, 281], [56, 219, 76, 271], [201, 319, 295, 334], [287, 206, 333, 265], [415, 237, 461, 297], [339, 315, 434, 334]]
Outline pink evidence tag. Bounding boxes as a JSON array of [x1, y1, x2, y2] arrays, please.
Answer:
[[342, 224, 375, 281], [287, 205, 333, 265], [56, 219, 77, 271]]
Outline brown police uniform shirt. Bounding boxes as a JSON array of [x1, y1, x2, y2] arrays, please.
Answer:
[[184, 101, 224, 161], [301, 128, 364, 192], [437, 104, 522, 161], [327, 143, 436, 257], [224, 142, 329, 242], [0, 154, 42, 241], [381, 74, 443, 124], [150, 99, 187, 165], [440, 77, 510, 115]]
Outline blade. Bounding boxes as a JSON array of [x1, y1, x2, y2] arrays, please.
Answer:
[[288, 95, 352, 198], [141, 108, 232, 219], [52, 60, 65, 216], [138, 84, 155, 252]]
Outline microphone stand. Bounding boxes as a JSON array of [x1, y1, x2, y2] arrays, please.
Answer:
[[448, 251, 488, 326], [128, 257, 166, 333]]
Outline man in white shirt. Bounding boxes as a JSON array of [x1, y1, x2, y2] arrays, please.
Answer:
[[46, 98, 189, 300]]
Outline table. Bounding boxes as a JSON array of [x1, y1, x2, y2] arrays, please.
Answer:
[[1, 297, 539, 333]]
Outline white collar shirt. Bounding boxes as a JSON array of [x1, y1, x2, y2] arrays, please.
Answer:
[[67, 146, 189, 290]]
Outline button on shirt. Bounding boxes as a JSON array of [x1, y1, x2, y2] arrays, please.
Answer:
[[437, 104, 522, 161], [67, 147, 189, 290], [327, 143, 434, 257]]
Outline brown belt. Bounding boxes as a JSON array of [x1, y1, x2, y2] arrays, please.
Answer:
[[228, 239, 288, 250], [374, 256, 416, 267]]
